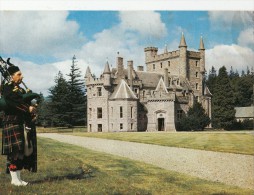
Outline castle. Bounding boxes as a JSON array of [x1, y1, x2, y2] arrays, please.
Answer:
[[85, 33, 212, 132]]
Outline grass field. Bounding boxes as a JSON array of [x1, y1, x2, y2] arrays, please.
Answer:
[[0, 137, 254, 195], [69, 131, 254, 155]]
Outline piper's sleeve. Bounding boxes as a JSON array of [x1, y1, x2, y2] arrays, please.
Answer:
[[3, 84, 30, 113]]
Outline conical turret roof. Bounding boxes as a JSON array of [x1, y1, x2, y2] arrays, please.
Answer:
[[179, 32, 187, 47], [110, 79, 138, 100], [199, 36, 205, 50], [103, 61, 111, 74], [85, 66, 91, 78]]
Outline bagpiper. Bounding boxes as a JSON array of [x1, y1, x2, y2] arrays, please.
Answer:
[[1, 57, 39, 186]]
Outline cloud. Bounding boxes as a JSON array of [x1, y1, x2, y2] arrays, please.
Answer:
[[0, 11, 85, 59], [119, 11, 167, 38], [206, 44, 254, 73], [76, 11, 167, 77], [237, 28, 254, 48], [6, 58, 58, 95], [208, 11, 253, 31]]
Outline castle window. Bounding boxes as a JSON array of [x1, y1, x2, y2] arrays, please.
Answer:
[[196, 83, 198, 90], [177, 110, 183, 121], [196, 72, 198, 78], [120, 106, 123, 118], [120, 123, 123, 130], [196, 61, 199, 67], [98, 124, 102, 132], [131, 123, 133, 130], [97, 87, 102, 96], [89, 108, 92, 118], [131, 107, 133, 118], [97, 107, 102, 118], [153, 64, 155, 70], [168, 61, 170, 67], [89, 124, 92, 132], [160, 62, 163, 68]]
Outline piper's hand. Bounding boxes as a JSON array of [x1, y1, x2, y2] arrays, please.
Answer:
[[29, 106, 36, 113]]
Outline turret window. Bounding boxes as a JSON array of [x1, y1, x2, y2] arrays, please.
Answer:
[[120, 106, 123, 118], [196, 72, 198, 78], [97, 87, 102, 96], [168, 61, 170, 67]]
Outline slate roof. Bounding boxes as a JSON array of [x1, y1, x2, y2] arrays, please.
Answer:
[[235, 106, 254, 118], [110, 79, 138, 100]]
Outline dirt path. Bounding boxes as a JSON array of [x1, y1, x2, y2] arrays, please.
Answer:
[[38, 133, 254, 190]]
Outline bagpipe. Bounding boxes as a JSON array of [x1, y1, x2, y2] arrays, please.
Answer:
[[0, 56, 41, 111]]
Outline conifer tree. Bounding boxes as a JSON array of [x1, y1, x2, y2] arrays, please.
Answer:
[[177, 100, 210, 131], [48, 71, 70, 126], [206, 66, 217, 95], [212, 66, 235, 129], [66, 55, 86, 126]]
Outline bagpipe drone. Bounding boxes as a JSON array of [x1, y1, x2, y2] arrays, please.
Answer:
[[0, 56, 40, 111]]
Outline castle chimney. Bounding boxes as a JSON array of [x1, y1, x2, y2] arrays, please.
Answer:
[[164, 68, 169, 88], [127, 60, 133, 89], [137, 66, 144, 71], [117, 56, 124, 78]]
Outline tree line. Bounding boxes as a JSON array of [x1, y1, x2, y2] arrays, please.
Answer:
[[206, 65, 253, 130], [178, 65, 253, 131]]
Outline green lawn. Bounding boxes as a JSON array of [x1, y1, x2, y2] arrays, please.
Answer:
[[0, 137, 253, 195], [70, 131, 254, 155]]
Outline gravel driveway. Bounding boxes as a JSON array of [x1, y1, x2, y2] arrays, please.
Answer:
[[38, 133, 254, 190]]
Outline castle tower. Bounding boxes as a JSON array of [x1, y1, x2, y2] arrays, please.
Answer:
[[178, 32, 187, 78], [103, 61, 111, 87], [144, 47, 158, 64], [109, 79, 138, 132]]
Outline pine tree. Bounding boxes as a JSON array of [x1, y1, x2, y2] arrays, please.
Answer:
[[177, 100, 210, 131], [206, 66, 217, 95], [235, 74, 254, 107], [48, 71, 70, 127], [212, 66, 235, 129], [66, 55, 86, 126]]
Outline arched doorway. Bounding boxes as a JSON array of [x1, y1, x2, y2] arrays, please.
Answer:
[[156, 111, 166, 131], [158, 118, 165, 131]]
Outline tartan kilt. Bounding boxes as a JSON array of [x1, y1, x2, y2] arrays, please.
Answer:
[[1, 115, 37, 173], [1, 115, 24, 155]]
